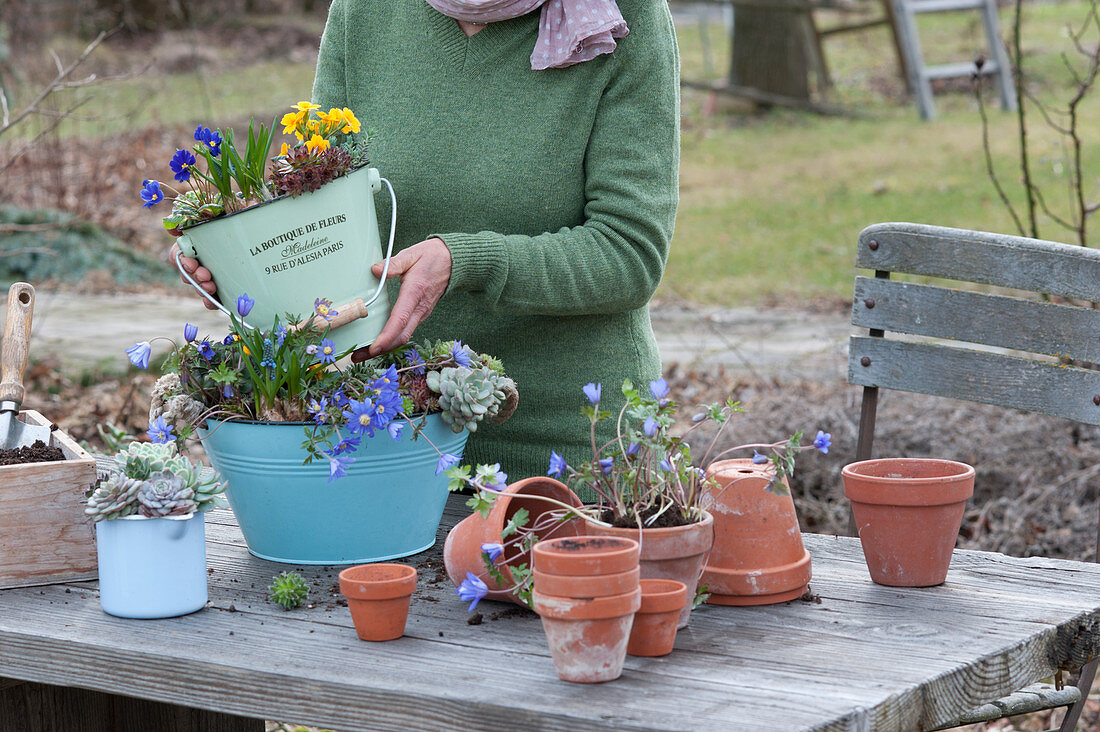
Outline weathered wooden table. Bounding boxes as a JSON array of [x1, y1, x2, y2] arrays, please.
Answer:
[[2, 494, 1100, 732]]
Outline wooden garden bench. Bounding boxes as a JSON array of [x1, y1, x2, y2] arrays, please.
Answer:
[[849, 221, 1100, 730]]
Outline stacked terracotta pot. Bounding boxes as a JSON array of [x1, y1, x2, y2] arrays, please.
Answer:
[[531, 536, 641, 683]]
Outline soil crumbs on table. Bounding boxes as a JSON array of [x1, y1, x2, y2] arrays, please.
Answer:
[[0, 440, 64, 465]]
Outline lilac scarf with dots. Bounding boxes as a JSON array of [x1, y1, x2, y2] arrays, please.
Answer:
[[424, 0, 628, 70]]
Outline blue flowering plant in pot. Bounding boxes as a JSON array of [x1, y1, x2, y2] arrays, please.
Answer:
[[140, 102, 398, 353], [125, 295, 518, 565], [449, 378, 830, 627], [85, 440, 226, 619]]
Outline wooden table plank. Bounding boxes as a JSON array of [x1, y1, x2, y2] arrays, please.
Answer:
[[3, 497, 1100, 731]]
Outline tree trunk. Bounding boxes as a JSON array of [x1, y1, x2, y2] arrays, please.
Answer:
[[730, 8, 811, 101]]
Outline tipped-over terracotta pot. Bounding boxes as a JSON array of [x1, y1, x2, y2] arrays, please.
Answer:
[[533, 588, 641, 683], [627, 579, 687, 657], [843, 458, 975, 587], [444, 477, 585, 603], [338, 563, 417, 641], [701, 459, 812, 606], [587, 511, 713, 629]]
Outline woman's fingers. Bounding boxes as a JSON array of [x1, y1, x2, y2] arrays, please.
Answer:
[[356, 238, 452, 359], [171, 243, 219, 310]]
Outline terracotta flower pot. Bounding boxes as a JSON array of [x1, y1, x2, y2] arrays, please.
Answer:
[[531, 536, 640, 576], [842, 458, 975, 587], [533, 567, 641, 598], [627, 579, 687, 658], [444, 477, 585, 603], [338, 563, 417, 641], [701, 459, 812, 606], [532, 588, 641, 683], [587, 511, 714, 629]]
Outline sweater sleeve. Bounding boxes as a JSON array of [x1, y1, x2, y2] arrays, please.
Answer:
[[437, 2, 680, 317], [311, 0, 348, 111]]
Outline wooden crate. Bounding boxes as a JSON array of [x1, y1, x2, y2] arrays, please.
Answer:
[[0, 410, 98, 589]]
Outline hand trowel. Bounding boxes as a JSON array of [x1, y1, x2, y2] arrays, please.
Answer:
[[0, 282, 53, 450]]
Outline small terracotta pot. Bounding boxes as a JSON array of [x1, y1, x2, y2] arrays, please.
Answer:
[[627, 579, 687, 657], [531, 536, 639, 577], [533, 566, 640, 598], [533, 588, 641, 683], [702, 459, 812, 606], [587, 512, 713, 628], [338, 563, 417, 641], [444, 477, 585, 603], [842, 458, 975, 587]]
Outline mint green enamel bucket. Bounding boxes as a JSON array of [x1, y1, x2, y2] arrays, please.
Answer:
[[175, 166, 395, 353]]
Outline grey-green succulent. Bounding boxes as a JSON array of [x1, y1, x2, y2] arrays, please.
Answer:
[[137, 471, 196, 517], [84, 473, 143, 522], [426, 366, 512, 433]]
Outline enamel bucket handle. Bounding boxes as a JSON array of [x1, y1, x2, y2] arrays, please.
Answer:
[[365, 175, 398, 307], [173, 245, 253, 329]]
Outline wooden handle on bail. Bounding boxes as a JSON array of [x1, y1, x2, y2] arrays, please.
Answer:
[[289, 298, 369, 333], [0, 282, 34, 407]]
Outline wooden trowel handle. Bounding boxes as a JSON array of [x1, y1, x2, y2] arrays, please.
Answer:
[[0, 282, 35, 408]]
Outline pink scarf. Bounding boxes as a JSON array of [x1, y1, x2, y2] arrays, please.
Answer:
[[424, 0, 628, 70]]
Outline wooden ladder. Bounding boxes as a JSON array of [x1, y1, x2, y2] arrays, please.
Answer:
[[891, 0, 1017, 119]]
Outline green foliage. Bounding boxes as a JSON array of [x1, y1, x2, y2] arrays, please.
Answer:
[[0, 206, 173, 285], [269, 571, 309, 610], [693, 584, 711, 610]]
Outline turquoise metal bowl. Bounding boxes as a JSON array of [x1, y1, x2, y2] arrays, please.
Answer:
[[198, 415, 467, 565]]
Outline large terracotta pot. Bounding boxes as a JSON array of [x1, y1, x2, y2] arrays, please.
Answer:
[[444, 477, 585, 603], [587, 511, 714, 629], [842, 458, 975, 587], [701, 459, 812, 606]]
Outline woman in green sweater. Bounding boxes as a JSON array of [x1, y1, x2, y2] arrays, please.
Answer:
[[175, 0, 680, 480]]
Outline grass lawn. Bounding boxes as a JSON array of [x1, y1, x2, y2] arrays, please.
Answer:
[[10, 3, 1099, 309]]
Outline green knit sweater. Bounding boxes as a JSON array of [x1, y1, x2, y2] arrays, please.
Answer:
[[312, 0, 680, 480]]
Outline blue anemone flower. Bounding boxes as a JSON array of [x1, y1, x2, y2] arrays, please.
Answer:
[[125, 341, 151, 369], [643, 416, 659, 438], [582, 382, 601, 405], [183, 323, 198, 343], [752, 450, 769, 465], [236, 293, 255, 318], [813, 430, 832, 454], [221, 384, 234, 398], [194, 125, 221, 156], [599, 457, 614, 474], [308, 397, 329, 425], [169, 149, 196, 182], [147, 415, 175, 444], [274, 325, 287, 346], [405, 349, 426, 375], [455, 571, 488, 611], [627, 442, 640, 456], [386, 421, 405, 441], [435, 452, 461, 476], [481, 543, 504, 564], [649, 377, 670, 401], [547, 450, 566, 478], [451, 340, 473, 367], [332, 434, 361, 455], [139, 180, 163, 208], [660, 457, 674, 472], [343, 398, 375, 436], [482, 464, 508, 492], [326, 453, 354, 482], [315, 338, 337, 365], [199, 340, 215, 360]]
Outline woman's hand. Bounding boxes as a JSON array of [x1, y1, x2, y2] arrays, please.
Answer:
[[170, 241, 219, 310], [352, 237, 452, 361]]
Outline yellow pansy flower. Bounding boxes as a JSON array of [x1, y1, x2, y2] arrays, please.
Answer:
[[320, 108, 344, 134], [294, 101, 321, 112], [305, 134, 330, 153], [340, 108, 361, 134]]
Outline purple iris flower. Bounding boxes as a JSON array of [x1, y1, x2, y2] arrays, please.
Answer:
[[169, 149, 196, 182], [125, 341, 151, 369], [146, 415, 175, 444], [481, 543, 504, 564], [813, 430, 832, 454], [139, 180, 163, 208], [183, 323, 198, 343], [582, 382, 601, 405], [547, 450, 566, 478], [236, 293, 255, 317], [455, 572, 488, 611], [436, 453, 461, 476]]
